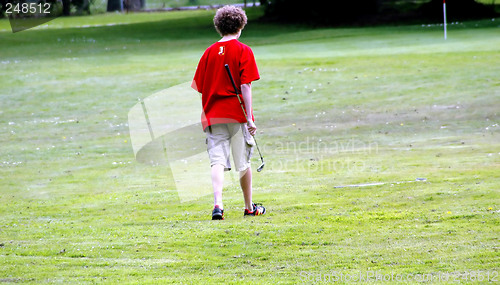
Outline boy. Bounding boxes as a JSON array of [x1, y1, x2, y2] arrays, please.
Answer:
[[191, 5, 266, 220]]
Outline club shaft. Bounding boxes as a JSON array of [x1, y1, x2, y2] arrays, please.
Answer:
[[224, 64, 264, 161], [224, 65, 249, 120]]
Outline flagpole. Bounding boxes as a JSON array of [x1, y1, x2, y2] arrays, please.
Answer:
[[443, 0, 447, 40]]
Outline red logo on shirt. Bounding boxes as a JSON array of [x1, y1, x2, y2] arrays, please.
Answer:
[[218, 46, 225, 56]]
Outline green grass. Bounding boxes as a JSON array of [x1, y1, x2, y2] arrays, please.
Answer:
[[1, 8, 499, 283]]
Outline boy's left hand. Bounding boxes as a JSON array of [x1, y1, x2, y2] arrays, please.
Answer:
[[247, 121, 257, 136]]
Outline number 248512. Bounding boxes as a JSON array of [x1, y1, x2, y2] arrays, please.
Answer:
[[5, 2, 51, 14]]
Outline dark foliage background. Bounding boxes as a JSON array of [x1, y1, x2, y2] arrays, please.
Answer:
[[262, 0, 498, 25]]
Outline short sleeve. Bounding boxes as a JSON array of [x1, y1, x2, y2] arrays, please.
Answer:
[[192, 49, 209, 92], [239, 46, 260, 85]]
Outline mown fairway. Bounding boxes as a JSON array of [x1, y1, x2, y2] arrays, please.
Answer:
[[0, 8, 499, 283]]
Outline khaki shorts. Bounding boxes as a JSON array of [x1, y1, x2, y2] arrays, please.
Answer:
[[206, 123, 255, 172]]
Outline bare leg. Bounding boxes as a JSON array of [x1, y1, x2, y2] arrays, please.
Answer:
[[211, 164, 225, 209], [240, 167, 253, 210]]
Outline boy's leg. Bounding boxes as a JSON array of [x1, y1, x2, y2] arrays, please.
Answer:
[[229, 123, 256, 211], [239, 167, 253, 210], [212, 164, 225, 209], [229, 123, 266, 216], [240, 165, 266, 216], [206, 124, 232, 211]]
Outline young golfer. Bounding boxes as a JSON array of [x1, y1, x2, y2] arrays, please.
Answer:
[[192, 5, 266, 220]]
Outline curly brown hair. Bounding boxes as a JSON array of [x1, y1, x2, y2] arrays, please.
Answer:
[[213, 5, 248, 36]]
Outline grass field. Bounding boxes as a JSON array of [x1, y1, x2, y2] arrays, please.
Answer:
[[1, 7, 499, 284]]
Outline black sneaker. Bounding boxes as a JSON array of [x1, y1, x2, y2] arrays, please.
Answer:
[[212, 205, 224, 220], [244, 203, 266, 216]]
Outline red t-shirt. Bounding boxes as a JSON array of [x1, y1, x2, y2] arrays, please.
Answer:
[[192, 39, 260, 130]]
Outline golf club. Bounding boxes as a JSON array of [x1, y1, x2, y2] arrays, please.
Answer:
[[224, 64, 265, 172]]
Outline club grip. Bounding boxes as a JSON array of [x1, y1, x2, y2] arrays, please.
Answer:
[[224, 64, 239, 95]]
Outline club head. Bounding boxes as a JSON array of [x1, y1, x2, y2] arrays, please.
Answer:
[[257, 161, 265, 172]]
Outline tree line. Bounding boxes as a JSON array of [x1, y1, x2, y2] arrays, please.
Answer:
[[1, 0, 497, 22], [261, 0, 498, 25]]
